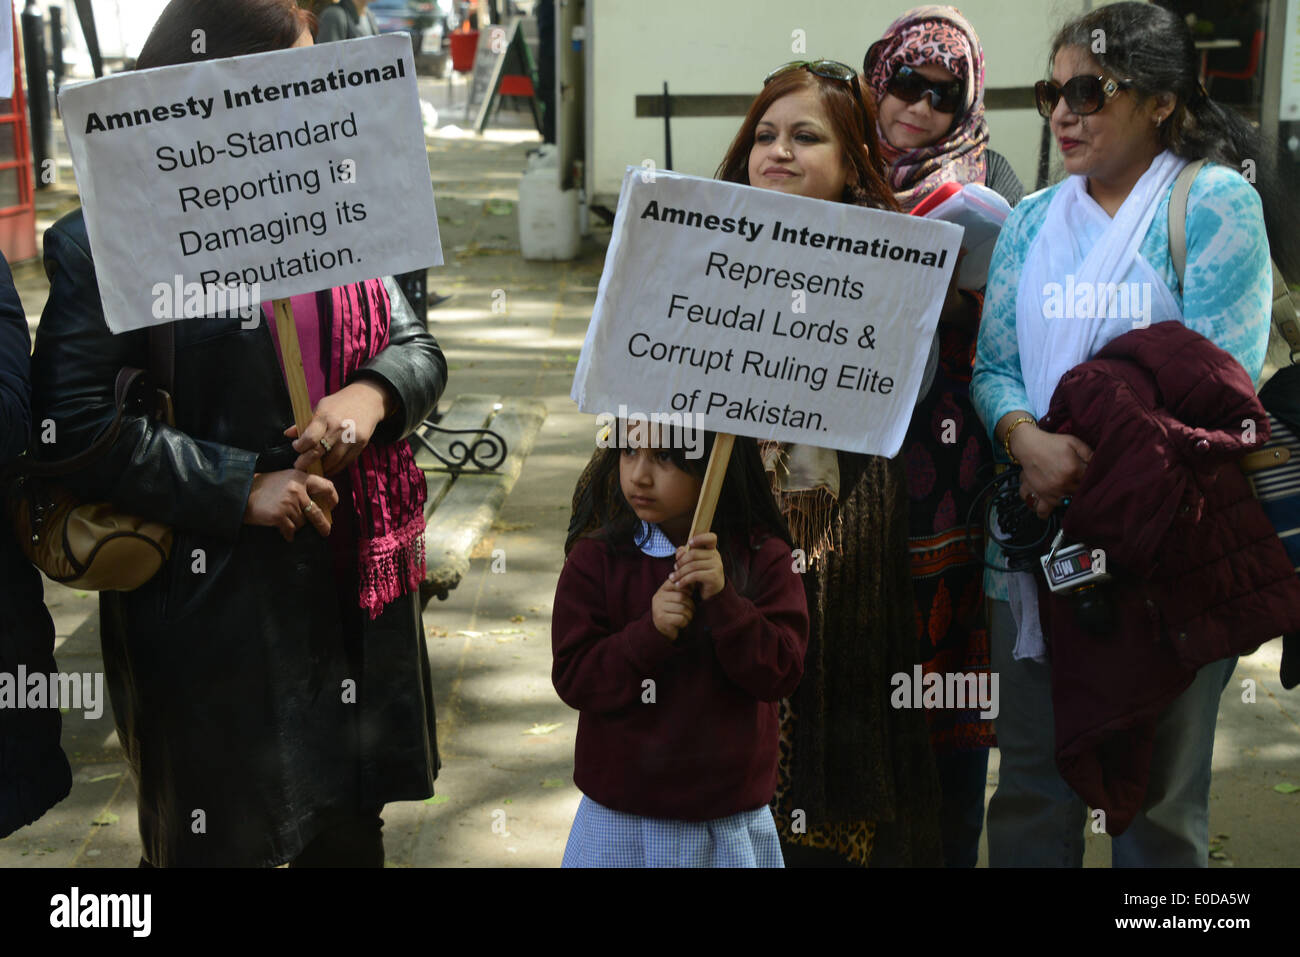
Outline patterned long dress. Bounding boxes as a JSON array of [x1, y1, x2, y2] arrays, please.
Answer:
[[767, 453, 944, 866], [902, 305, 997, 757]]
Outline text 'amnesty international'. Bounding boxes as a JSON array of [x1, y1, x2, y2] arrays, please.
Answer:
[[82, 58, 407, 134]]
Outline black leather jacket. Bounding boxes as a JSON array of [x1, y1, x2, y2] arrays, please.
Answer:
[[0, 250, 71, 838], [28, 209, 446, 865]]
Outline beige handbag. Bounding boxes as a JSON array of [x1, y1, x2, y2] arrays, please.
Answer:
[[4, 330, 176, 591], [7, 487, 174, 590]]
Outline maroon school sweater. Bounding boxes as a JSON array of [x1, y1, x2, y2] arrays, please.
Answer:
[[552, 533, 809, 820]]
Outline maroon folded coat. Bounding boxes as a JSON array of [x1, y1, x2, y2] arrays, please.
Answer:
[[1038, 321, 1300, 835]]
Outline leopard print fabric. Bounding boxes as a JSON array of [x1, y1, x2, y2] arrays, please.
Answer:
[[769, 698, 875, 866]]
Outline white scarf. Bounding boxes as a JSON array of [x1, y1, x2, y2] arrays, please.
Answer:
[[1017, 149, 1186, 417], [1008, 150, 1187, 661]]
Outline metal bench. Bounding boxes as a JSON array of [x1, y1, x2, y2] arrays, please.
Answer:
[[411, 392, 546, 606]]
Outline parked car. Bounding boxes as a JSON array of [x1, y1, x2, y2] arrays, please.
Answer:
[[369, 0, 448, 54]]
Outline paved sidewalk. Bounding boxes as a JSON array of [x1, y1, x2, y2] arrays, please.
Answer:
[[2, 70, 1298, 868]]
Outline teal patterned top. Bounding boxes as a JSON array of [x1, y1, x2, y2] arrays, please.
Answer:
[[970, 162, 1273, 599]]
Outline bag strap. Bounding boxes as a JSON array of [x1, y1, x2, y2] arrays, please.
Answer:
[[4, 323, 176, 480], [149, 321, 176, 425], [8, 367, 147, 479], [1169, 158, 1206, 295], [150, 321, 175, 398]]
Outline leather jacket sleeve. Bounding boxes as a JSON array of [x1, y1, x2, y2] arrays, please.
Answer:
[[29, 216, 258, 541], [0, 250, 30, 464], [350, 276, 448, 445]]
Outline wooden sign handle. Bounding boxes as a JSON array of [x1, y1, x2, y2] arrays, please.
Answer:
[[687, 432, 734, 541], [272, 297, 333, 524]]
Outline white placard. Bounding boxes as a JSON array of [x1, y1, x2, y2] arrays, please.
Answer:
[[57, 34, 441, 333], [571, 169, 962, 457]]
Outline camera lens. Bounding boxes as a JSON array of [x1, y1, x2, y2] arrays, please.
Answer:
[[1072, 585, 1116, 636]]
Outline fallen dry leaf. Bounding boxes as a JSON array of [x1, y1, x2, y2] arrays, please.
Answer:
[[522, 722, 563, 736], [491, 520, 534, 533]]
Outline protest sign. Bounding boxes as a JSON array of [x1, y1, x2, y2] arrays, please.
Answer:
[[57, 33, 442, 334], [571, 168, 962, 458]]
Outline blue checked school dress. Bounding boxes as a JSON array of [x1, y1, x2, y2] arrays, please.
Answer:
[[560, 521, 785, 868], [562, 794, 784, 868]]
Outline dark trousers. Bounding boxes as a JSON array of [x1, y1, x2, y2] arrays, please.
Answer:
[[936, 748, 989, 868]]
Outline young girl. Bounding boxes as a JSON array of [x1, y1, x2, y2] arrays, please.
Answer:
[[553, 429, 809, 867]]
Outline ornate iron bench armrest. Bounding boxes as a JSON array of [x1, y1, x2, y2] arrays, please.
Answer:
[[411, 419, 508, 474]]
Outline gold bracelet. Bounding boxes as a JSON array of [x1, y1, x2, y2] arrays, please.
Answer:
[[1003, 416, 1036, 465]]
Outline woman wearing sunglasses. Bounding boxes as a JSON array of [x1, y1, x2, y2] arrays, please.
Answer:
[[862, 5, 1023, 868], [971, 2, 1300, 866], [865, 6, 1023, 214]]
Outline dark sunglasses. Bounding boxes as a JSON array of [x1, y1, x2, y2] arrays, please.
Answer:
[[885, 64, 964, 114], [1035, 73, 1132, 118], [763, 59, 871, 129]]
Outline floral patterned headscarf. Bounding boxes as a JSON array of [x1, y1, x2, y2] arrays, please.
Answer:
[[865, 5, 988, 211]]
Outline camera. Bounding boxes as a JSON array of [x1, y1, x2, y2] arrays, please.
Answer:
[[972, 468, 1115, 635], [1039, 532, 1110, 593], [1040, 530, 1114, 635]]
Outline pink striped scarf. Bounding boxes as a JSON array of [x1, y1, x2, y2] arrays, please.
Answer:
[[324, 280, 428, 618]]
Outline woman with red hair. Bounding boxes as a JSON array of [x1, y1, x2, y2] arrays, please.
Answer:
[[718, 63, 943, 867]]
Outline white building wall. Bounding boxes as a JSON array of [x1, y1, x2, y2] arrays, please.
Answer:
[[589, 0, 1104, 203]]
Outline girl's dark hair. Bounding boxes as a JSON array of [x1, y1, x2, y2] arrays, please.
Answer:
[[714, 66, 900, 212], [137, 0, 315, 69], [1051, 2, 1300, 279], [565, 428, 794, 595]]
